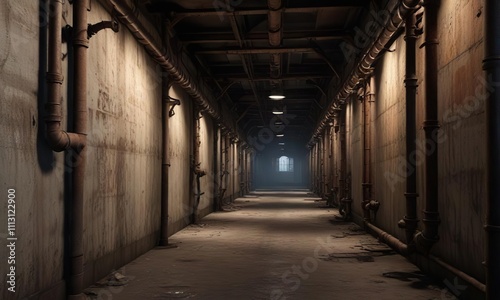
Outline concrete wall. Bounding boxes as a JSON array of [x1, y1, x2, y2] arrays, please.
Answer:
[[432, 0, 486, 282], [0, 0, 223, 298], [310, 0, 486, 292], [0, 1, 67, 298], [198, 113, 216, 217], [83, 1, 162, 286], [167, 84, 195, 234], [366, 0, 486, 283]]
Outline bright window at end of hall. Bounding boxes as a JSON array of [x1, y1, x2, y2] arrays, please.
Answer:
[[278, 156, 294, 172]]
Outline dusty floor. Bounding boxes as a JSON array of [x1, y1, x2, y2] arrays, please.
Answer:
[[85, 191, 452, 300]]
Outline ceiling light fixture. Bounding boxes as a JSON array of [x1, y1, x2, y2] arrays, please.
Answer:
[[276, 134, 284, 137], [272, 109, 284, 115], [269, 94, 285, 100], [279, 142, 285, 145], [269, 88, 285, 100]]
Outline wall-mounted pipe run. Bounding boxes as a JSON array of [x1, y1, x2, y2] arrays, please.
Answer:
[[309, 0, 421, 144], [68, 0, 89, 297], [106, 0, 238, 138], [483, 0, 500, 298], [45, 0, 85, 152], [402, 11, 419, 247], [365, 10, 422, 254]]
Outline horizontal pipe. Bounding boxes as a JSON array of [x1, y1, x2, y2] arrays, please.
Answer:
[[429, 255, 486, 294], [365, 221, 409, 255], [365, 221, 487, 294]]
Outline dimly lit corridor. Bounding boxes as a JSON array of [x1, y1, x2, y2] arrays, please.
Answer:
[[86, 192, 449, 300], [1, 0, 499, 299]]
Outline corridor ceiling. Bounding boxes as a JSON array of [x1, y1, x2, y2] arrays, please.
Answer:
[[143, 0, 375, 146]]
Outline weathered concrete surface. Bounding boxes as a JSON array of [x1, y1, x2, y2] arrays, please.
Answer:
[[0, 1, 66, 299], [168, 84, 194, 235], [83, 1, 162, 287], [340, 0, 486, 286], [433, 0, 486, 282], [84, 192, 449, 299]]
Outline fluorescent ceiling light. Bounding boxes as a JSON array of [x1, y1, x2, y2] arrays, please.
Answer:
[[279, 142, 285, 145], [272, 110, 284, 115], [276, 134, 284, 137], [269, 95, 285, 100]]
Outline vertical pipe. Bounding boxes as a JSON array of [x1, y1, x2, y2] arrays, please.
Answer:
[[323, 132, 328, 196], [69, 0, 88, 298], [416, 0, 441, 252], [333, 112, 340, 206], [316, 142, 320, 194], [362, 80, 373, 221], [403, 12, 419, 246], [339, 107, 347, 217], [212, 126, 219, 211], [484, 0, 500, 298], [159, 76, 170, 246], [319, 136, 324, 196]]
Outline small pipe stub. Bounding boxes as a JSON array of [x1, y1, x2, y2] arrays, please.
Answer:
[[87, 20, 119, 39], [166, 96, 181, 117]]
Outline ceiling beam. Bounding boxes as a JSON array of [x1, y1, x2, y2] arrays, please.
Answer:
[[196, 47, 315, 55], [224, 75, 333, 81], [169, 1, 368, 18], [179, 30, 350, 44]]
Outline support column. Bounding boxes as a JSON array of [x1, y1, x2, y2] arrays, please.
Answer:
[[484, 0, 500, 298]]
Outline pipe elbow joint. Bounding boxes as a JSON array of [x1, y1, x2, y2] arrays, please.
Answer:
[[414, 231, 439, 255], [365, 200, 380, 211], [47, 129, 71, 152]]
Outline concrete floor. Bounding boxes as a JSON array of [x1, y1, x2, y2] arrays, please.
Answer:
[[85, 192, 452, 300]]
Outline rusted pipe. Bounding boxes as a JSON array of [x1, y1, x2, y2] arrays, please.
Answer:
[[45, 0, 84, 152], [68, 0, 89, 298], [414, 0, 441, 254], [159, 75, 170, 246], [429, 255, 486, 294], [268, 0, 282, 47], [483, 0, 500, 298], [268, 0, 282, 80], [361, 78, 374, 221], [309, 0, 421, 144], [339, 107, 350, 219], [402, 11, 419, 247], [87, 20, 119, 39], [365, 221, 409, 255], [107, 0, 237, 136]]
